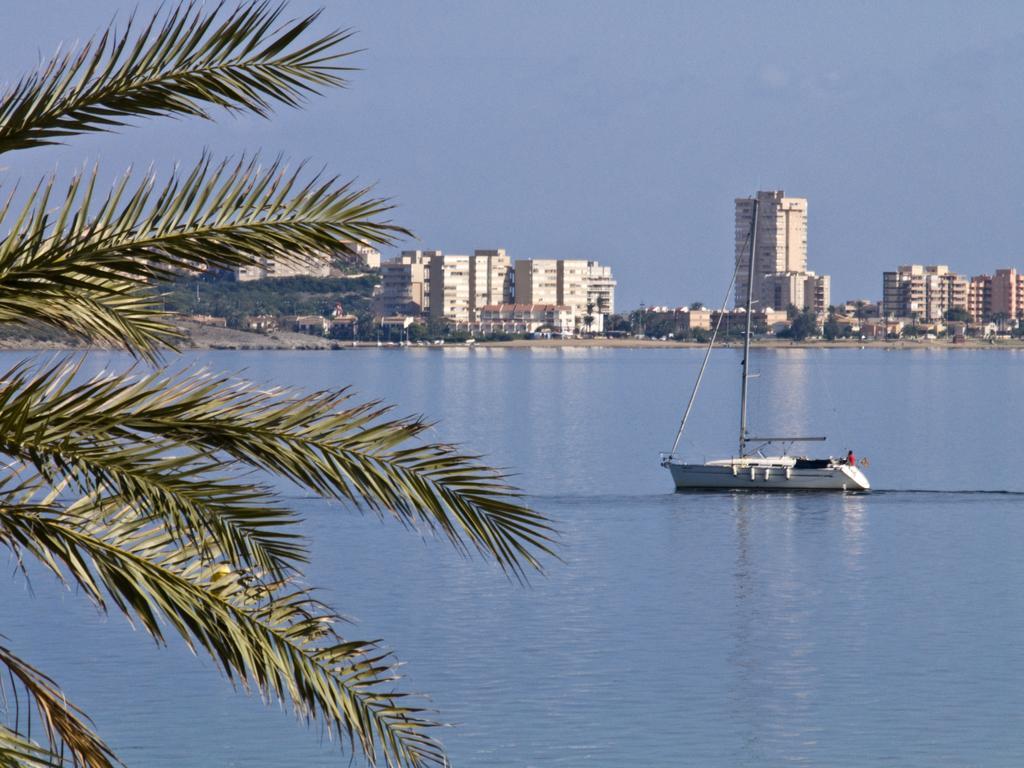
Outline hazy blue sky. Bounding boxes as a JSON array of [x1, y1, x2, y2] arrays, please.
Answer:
[[2, 1, 1023, 309]]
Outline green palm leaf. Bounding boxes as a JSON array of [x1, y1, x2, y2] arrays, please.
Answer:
[[0, 360, 555, 579], [0, 158, 406, 359], [0, 502, 444, 768], [0, 2, 557, 765], [0, 2, 355, 154]]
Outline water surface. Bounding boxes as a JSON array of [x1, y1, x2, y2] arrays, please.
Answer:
[[3, 347, 1022, 766]]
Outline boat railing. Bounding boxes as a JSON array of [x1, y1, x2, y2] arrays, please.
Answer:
[[659, 452, 681, 466]]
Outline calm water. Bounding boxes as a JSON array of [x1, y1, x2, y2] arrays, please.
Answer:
[[4, 347, 1024, 766]]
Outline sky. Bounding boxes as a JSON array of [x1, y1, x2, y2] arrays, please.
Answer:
[[2, 1, 1024, 309]]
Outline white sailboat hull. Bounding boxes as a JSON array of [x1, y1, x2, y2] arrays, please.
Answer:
[[663, 457, 870, 492]]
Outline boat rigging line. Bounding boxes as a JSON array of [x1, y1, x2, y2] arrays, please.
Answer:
[[668, 229, 749, 456]]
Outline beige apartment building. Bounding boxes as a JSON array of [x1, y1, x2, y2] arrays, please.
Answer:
[[235, 242, 382, 281], [237, 254, 331, 281], [735, 191, 806, 305], [514, 260, 560, 306], [882, 265, 968, 321], [379, 250, 439, 315], [557, 260, 591, 322], [734, 190, 829, 313], [379, 248, 512, 323], [761, 272, 831, 315]]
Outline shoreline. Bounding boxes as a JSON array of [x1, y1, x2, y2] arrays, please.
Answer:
[[0, 320, 1021, 353]]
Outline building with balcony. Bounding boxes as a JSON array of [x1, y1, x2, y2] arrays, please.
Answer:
[[514, 260, 560, 306], [469, 249, 514, 320], [966, 269, 1024, 322], [882, 264, 968, 321], [428, 254, 472, 324], [516, 258, 616, 332], [734, 191, 830, 313], [473, 304, 575, 335], [381, 249, 616, 332], [585, 261, 617, 325], [379, 250, 438, 315]]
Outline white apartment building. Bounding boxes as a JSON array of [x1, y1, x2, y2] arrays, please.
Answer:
[[735, 190, 829, 313], [429, 254, 472, 324], [516, 259, 617, 332], [557, 260, 590, 330], [474, 304, 575, 336], [380, 248, 513, 323], [469, 249, 514, 319], [380, 249, 615, 331], [585, 261, 617, 319]]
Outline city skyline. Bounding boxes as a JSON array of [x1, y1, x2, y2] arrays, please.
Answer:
[[3, 2, 1024, 310]]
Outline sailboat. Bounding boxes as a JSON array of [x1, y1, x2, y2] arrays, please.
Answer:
[[660, 198, 870, 492]]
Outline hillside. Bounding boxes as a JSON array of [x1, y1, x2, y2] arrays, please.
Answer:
[[163, 272, 380, 328]]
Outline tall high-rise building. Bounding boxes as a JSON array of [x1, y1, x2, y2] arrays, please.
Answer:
[[735, 190, 828, 312]]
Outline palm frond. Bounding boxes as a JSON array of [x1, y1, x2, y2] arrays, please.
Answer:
[[0, 503, 445, 768], [0, 361, 555, 580], [0, 157, 407, 359], [0, 361, 305, 579], [0, 2, 356, 154], [0, 726, 63, 768], [0, 646, 118, 768]]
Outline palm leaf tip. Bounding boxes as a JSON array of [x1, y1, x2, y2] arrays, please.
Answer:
[[0, 645, 120, 768], [0, 1, 359, 154]]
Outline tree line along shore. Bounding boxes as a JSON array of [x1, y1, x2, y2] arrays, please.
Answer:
[[4, 319, 1022, 353]]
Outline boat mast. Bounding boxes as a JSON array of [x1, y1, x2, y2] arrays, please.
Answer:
[[738, 199, 758, 456]]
